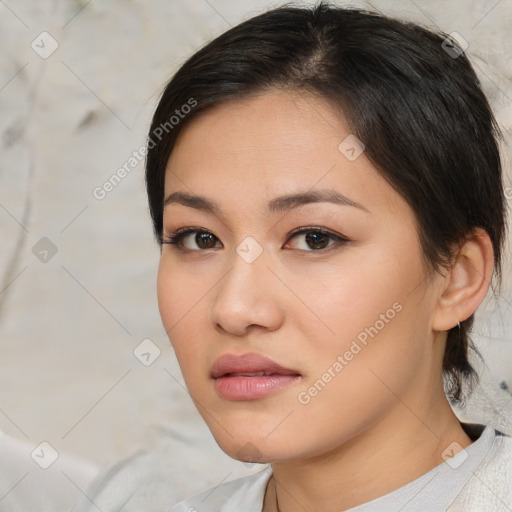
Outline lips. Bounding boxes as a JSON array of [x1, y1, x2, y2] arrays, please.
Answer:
[[211, 353, 300, 379], [211, 353, 301, 401]]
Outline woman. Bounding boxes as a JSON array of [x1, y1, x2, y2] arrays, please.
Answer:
[[78, 2, 512, 511], [148, 3, 512, 510]]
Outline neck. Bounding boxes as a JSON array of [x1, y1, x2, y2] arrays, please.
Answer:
[[265, 392, 472, 512]]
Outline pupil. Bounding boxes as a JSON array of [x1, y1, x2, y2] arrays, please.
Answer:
[[306, 232, 329, 250], [196, 232, 215, 249]]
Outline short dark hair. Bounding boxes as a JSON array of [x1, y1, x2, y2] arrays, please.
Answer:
[[145, 2, 507, 404]]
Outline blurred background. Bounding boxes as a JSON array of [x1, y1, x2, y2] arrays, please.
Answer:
[[0, 0, 511, 506]]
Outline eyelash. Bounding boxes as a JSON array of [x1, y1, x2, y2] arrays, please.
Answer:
[[161, 226, 350, 252]]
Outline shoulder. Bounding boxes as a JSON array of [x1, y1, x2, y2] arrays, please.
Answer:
[[483, 429, 512, 480], [479, 428, 512, 477], [449, 429, 512, 511], [71, 426, 269, 512], [166, 466, 272, 512], [472, 427, 512, 482]]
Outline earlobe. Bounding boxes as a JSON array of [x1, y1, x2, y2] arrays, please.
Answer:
[[432, 228, 494, 332]]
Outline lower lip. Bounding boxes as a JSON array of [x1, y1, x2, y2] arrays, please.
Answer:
[[214, 374, 301, 400]]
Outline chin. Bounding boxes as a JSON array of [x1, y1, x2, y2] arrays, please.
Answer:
[[208, 427, 296, 464]]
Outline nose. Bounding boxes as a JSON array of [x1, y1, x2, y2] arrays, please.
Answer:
[[210, 249, 285, 337]]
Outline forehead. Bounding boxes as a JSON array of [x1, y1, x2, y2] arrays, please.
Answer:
[[167, 90, 342, 173], [163, 90, 402, 218]]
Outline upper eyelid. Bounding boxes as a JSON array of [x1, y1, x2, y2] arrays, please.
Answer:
[[287, 226, 347, 238], [161, 227, 218, 243], [164, 225, 344, 238]]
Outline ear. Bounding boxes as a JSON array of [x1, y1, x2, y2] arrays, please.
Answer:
[[432, 228, 494, 331]]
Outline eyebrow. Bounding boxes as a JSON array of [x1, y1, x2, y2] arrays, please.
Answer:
[[163, 189, 371, 215]]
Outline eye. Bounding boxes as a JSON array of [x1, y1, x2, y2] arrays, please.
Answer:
[[162, 226, 349, 252], [162, 228, 221, 251], [284, 227, 349, 251]]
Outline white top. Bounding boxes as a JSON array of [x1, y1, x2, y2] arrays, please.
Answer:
[[166, 424, 512, 512]]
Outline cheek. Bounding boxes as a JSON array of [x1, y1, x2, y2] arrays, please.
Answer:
[[293, 241, 429, 386], [157, 256, 209, 328], [156, 259, 180, 335], [296, 247, 419, 340], [290, 300, 427, 456], [156, 259, 206, 373]]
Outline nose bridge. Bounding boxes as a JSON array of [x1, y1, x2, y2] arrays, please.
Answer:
[[211, 239, 283, 334], [219, 232, 267, 288], [219, 240, 269, 305]]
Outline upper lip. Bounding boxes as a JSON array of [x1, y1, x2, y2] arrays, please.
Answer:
[[211, 353, 301, 378]]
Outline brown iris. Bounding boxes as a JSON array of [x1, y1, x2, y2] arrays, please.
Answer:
[[305, 231, 330, 250], [196, 232, 217, 249]]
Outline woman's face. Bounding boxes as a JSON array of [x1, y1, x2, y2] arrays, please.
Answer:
[[157, 90, 445, 463]]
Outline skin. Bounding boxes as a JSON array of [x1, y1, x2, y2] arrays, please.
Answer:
[[157, 90, 494, 511]]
